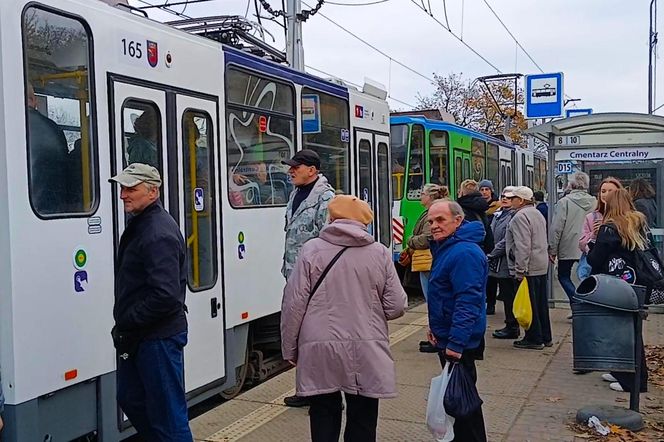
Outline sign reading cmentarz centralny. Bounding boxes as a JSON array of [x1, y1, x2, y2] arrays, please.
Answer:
[[555, 147, 664, 161]]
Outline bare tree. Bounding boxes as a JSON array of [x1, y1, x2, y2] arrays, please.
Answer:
[[416, 72, 530, 147]]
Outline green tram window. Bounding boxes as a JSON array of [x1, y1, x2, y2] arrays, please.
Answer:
[[406, 124, 425, 200], [301, 88, 349, 193], [455, 156, 463, 191], [487, 143, 499, 189], [429, 130, 448, 187], [471, 139, 486, 182], [377, 142, 391, 247], [390, 124, 408, 200], [182, 110, 217, 290], [23, 6, 98, 217]]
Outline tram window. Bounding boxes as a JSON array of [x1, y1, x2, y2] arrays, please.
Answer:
[[521, 153, 526, 186], [487, 143, 499, 189], [534, 158, 541, 190], [122, 100, 162, 170], [301, 88, 349, 193], [23, 7, 98, 217], [455, 156, 463, 191], [471, 139, 486, 182], [501, 164, 506, 188], [225, 68, 295, 208], [406, 125, 425, 200], [390, 124, 408, 200], [429, 130, 449, 187], [182, 110, 217, 291], [377, 142, 391, 247], [511, 150, 517, 184], [507, 166, 512, 185], [463, 158, 471, 180]]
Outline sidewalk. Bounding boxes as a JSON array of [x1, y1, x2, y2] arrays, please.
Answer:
[[191, 302, 664, 441]]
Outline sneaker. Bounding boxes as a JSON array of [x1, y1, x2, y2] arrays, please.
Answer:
[[609, 382, 625, 392], [513, 339, 544, 350], [602, 373, 618, 383], [492, 327, 519, 339], [284, 395, 310, 407]]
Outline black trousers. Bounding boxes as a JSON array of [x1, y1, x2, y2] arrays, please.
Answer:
[[309, 391, 379, 442], [523, 275, 552, 345], [611, 343, 649, 393], [437, 349, 487, 442], [486, 276, 498, 308], [497, 277, 518, 329]]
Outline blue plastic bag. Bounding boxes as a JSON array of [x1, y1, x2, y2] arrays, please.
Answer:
[[443, 361, 483, 419], [577, 254, 592, 281]]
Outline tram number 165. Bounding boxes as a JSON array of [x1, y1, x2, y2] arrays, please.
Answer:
[[121, 39, 143, 59]]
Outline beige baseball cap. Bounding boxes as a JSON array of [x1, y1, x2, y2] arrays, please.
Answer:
[[512, 186, 534, 201], [109, 163, 162, 187]]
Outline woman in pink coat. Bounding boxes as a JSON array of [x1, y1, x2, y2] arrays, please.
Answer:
[[281, 195, 407, 442]]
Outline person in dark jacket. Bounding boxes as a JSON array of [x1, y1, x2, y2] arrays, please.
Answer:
[[457, 179, 495, 254], [630, 178, 658, 228], [533, 191, 548, 229], [587, 188, 652, 393], [479, 179, 501, 315], [109, 163, 192, 441], [426, 200, 487, 442]]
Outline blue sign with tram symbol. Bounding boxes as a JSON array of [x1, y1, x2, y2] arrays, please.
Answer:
[[524, 73, 564, 119]]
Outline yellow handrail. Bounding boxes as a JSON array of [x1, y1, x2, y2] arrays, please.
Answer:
[[187, 118, 200, 287]]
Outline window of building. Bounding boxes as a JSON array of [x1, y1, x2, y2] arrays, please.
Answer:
[[182, 110, 217, 290], [122, 100, 162, 170], [429, 130, 448, 187], [301, 88, 349, 193], [471, 139, 486, 182], [406, 125, 424, 200], [390, 124, 408, 200], [487, 143, 499, 189], [377, 142, 391, 247], [225, 68, 295, 207], [23, 7, 98, 217]]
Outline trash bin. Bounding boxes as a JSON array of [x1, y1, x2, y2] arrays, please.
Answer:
[[572, 275, 639, 372]]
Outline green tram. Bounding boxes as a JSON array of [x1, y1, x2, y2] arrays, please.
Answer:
[[390, 115, 547, 262]]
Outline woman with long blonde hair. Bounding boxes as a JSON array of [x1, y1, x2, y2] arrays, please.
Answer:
[[586, 188, 655, 394]]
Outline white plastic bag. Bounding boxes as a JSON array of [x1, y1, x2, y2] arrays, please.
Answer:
[[426, 361, 455, 441]]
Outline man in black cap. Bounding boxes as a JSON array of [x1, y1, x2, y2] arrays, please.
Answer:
[[280, 149, 335, 407]]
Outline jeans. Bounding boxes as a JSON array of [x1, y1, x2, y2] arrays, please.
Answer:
[[557, 259, 578, 304], [309, 391, 379, 442], [117, 331, 193, 442], [523, 275, 553, 345], [497, 277, 518, 329], [419, 271, 430, 301], [437, 348, 487, 442]]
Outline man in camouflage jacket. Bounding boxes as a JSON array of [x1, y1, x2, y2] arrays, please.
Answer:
[[281, 149, 335, 280]]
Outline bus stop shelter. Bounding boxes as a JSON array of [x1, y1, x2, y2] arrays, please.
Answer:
[[526, 113, 664, 304]]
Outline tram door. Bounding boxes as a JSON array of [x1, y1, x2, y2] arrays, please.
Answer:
[[355, 130, 392, 247], [453, 150, 471, 192], [110, 81, 225, 395]]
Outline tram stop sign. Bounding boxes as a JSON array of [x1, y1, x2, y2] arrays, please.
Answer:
[[524, 72, 564, 119]]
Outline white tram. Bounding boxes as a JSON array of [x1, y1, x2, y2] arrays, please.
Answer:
[[0, 0, 392, 439]]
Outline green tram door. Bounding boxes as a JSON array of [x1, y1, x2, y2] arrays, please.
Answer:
[[452, 149, 472, 195]]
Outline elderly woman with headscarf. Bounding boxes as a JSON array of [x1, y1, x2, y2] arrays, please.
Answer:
[[281, 195, 407, 442]]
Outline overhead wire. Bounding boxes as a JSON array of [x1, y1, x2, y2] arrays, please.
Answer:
[[441, 0, 450, 31], [302, 0, 434, 83], [410, 0, 501, 73]]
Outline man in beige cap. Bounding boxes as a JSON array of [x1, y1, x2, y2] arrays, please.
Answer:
[[108, 163, 192, 440], [505, 186, 551, 350]]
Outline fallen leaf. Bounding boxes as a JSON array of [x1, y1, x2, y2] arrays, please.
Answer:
[[609, 424, 626, 435], [615, 397, 628, 402], [546, 396, 562, 402]]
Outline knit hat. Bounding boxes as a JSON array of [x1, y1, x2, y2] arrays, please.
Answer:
[[478, 179, 494, 191], [328, 195, 374, 224]]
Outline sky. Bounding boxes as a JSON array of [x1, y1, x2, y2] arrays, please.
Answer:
[[127, 0, 660, 115]]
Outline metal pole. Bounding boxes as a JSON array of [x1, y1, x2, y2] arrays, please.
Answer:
[[649, 0, 657, 114], [285, 0, 305, 71], [547, 133, 556, 305]]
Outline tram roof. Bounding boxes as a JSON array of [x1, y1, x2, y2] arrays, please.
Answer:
[[525, 112, 664, 143], [390, 115, 521, 150]]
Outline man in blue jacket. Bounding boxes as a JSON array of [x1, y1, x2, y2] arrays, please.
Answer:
[[109, 163, 192, 441], [427, 200, 487, 442]]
